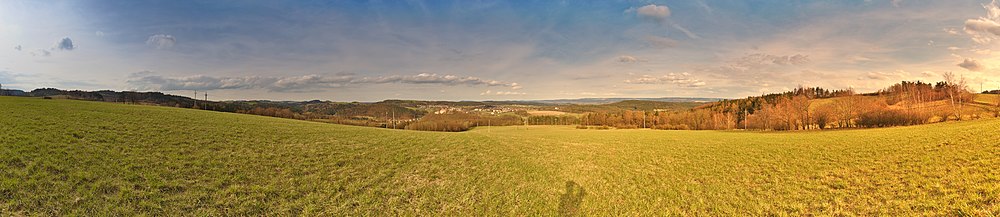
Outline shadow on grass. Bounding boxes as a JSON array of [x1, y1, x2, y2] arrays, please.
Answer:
[[558, 181, 586, 216]]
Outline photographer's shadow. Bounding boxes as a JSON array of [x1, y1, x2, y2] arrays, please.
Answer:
[[558, 181, 586, 216]]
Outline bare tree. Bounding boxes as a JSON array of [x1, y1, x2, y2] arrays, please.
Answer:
[[943, 72, 970, 120]]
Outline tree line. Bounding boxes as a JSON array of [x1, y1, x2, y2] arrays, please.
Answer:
[[580, 74, 995, 131]]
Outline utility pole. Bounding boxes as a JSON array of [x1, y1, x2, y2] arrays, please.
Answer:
[[205, 92, 208, 101]]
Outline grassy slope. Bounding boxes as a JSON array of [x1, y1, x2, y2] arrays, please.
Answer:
[[976, 94, 999, 105], [1, 97, 998, 215]]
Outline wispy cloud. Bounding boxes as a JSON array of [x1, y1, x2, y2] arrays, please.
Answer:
[[358, 73, 521, 89], [480, 90, 527, 95], [625, 73, 706, 87], [861, 70, 909, 80], [128, 72, 522, 92], [734, 54, 810, 66], [617, 55, 641, 63], [644, 35, 678, 48], [31, 49, 51, 57]]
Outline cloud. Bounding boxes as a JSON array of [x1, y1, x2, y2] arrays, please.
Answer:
[[944, 28, 960, 35], [734, 54, 810, 67], [13, 45, 21, 51], [127, 72, 347, 92], [964, 0, 1000, 44], [95, 31, 105, 37], [570, 91, 618, 96], [891, 0, 902, 7], [849, 55, 874, 63], [624, 72, 706, 87], [146, 34, 176, 49], [32, 49, 51, 57], [635, 4, 671, 22], [480, 90, 526, 95], [357, 73, 521, 89], [670, 23, 701, 39], [861, 70, 909, 80], [54, 37, 74, 50], [128, 72, 522, 92], [957, 58, 985, 71], [631, 4, 699, 39], [618, 55, 641, 63], [644, 35, 678, 48]]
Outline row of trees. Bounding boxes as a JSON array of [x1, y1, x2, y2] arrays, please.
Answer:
[[527, 115, 580, 125], [580, 75, 987, 131], [581, 110, 737, 130], [403, 113, 525, 132]]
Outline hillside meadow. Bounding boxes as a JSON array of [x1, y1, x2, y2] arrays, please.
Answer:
[[1, 96, 998, 215]]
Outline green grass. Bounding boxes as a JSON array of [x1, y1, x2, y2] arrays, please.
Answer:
[[1, 96, 998, 215]]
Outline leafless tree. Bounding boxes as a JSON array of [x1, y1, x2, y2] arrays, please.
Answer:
[[943, 72, 971, 120]]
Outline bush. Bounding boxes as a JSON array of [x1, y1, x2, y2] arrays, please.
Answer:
[[652, 124, 690, 130], [856, 109, 929, 128], [404, 120, 471, 132]]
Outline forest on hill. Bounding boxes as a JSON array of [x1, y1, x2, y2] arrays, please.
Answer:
[[581, 73, 1000, 130]]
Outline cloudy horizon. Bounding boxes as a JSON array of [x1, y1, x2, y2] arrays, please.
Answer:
[[2, 0, 999, 101]]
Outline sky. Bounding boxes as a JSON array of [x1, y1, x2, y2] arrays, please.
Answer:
[[1, 0, 999, 101]]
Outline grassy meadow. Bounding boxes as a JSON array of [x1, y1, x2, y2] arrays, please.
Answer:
[[1, 96, 998, 215]]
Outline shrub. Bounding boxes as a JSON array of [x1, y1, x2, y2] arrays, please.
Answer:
[[856, 109, 929, 128], [652, 124, 690, 130], [404, 120, 471, 132]]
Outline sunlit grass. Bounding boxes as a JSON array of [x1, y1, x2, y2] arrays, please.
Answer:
[[1, 96, 998, 215]]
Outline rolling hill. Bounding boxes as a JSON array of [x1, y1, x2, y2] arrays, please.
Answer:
[[1, 96, 998, 215]]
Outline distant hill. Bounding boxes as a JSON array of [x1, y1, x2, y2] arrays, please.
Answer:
[[530, 97, 725, 105]]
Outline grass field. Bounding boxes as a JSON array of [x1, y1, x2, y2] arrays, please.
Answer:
[[1, 96, 999, 215]]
